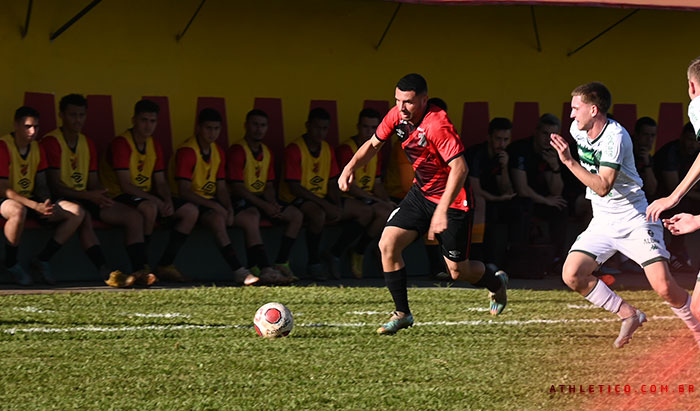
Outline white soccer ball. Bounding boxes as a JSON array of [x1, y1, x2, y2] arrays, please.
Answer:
[[253, 302, 293, 338]]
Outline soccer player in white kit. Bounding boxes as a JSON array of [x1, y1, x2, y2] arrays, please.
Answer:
[[550, 82, 700, 348], [647, 57, 700, 321]]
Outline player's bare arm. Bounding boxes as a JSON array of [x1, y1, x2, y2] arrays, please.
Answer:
[[469, 176, 515, 202], [338, 135, 384, 192], [511, 168, 566, 209], [287, 181, 342, 222], [152, 171, 174, 216], [550, 133, 617, 196], [428, 155, 467, 240], [647, 153, 700, 221], [0, 179, 53, 216], [47, 169, 113, 208], [231, 181, 281, 218]]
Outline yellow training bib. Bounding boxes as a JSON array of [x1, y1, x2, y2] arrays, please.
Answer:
[[169, 137, 221, 199], [279, 138, 332, 202], [100, 130, 158, 197], [43, 129, 91, 191], [340, 138, 377, 194], [0, 133, 42, 197]]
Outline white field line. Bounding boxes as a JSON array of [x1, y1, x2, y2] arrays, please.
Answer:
[[566, 304, 600, 310], [13, 306, 55, 314], [129, 313, 191, 318], [2, 316, 679, 335]]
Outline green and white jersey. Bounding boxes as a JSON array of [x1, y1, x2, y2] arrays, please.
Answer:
[[571, 118, 648, 234], [688, 96, 700, 139]]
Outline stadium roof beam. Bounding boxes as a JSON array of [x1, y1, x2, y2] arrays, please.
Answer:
[[566, 8, 639, 56], [530, 6, 541, 52], [49, 0, 102, 42], [176, 0, 207, 42], [21, 0, 33, 38], [375, 3, 402, 50]]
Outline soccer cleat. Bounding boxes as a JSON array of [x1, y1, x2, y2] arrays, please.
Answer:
[[489, 270, 509, 316], [104, 270, 136, 288], [275, 261, 299, 282], [132, 266, 158, 286], [308, 263, 327, 282], [156, 265, 187, 282], [8, 263, 33, 286], [30, 258, 56, 285], [377, 311, 414, 335], [232, 266, 259, 286], [350, 252, 364, 279], [322, 251, 342, 280], [614, 309, 647, 349], [258, 266, 289, 285]]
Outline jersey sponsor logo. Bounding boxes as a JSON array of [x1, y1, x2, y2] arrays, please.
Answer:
[[135, 174, 149, 185], [396, 121, 415, 142], [71, 171, 84, 185], [251, 179, 265, 191], [18, 178, 30, 189], [310, 176, 324, 186], [202, 181, 216, 196], [359, 175, 371, 188], [448, 250, 461, 259]]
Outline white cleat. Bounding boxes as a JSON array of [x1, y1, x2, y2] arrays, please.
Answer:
[[613, 309, 646, 348]]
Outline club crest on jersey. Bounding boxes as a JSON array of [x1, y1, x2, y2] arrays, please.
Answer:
[[416, 128, 427, 147], [312, 161, 320, 173], [71, 156, 78, 170], [396, 121, 415, 142], [137, 160, 144, 172], [255, 165, 261, 178], [20, 164, 28, 176]]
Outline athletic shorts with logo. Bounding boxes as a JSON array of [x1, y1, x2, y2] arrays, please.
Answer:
[[386, 185, 472, 262], [570, 217, 670, 268]]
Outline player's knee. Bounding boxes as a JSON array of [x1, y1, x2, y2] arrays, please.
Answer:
[[139, 201, 158, 222], [654, 282, 673, 303], [179, 203, 199, 225], [5, 200, 27, 220], [287, 206, 303, 225], [378, 234, 397, 259]]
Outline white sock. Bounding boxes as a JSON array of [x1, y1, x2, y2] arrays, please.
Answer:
[[584, 279, 623, 314], [670, 294, 700, 343]]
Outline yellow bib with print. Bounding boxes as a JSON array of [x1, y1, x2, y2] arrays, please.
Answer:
[[279, 138, 332, 202], [169, 137, 220, 199], [1, 133, 41, 197], [100, 130, 157, 197], [43, 129, 91, 191]]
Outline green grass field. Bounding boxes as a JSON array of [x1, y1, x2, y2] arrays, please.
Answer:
[[0, 285, 698, 410]]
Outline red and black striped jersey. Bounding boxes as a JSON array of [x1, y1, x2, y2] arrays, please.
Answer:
[[376, 104, 469, 211]]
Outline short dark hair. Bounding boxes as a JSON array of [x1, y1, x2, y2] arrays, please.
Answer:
[[308, 107, 330, 123], [14, 106, 40, 121], [197, 108, 222, 125], [396, 73, 428, 95], [571, 82, 612, 114], [246, 109, 268, 122], [634, 116, 657, 135], [134, 99, 160, 116], [488, 117, 512, 135], [59, 94, 87, 112], [358, 108, 380, 123], [427, 97, 447, 112], [537, 113, 560, 129]]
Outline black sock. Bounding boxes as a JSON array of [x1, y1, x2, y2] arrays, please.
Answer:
[[276, 236, 296, 263], [384, 267, 410, 314], [353, 233, 373, 255], [331, 223, 364, 256], [425, 244, 445, 274], [5, 244, 18, 268], [144, 234, 152, 247], [85, 245, 107, 269], [220, 244, 242, 271], [247, 244, 270, 269], [306, 231, 322, 264], [126, 242, 148, 271], [38, 239, 62, 262], [158, 230, 188, 267], [473, 264, 502, 293]]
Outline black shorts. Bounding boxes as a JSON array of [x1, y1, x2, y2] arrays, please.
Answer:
[[114, 194, 148, 208], [386, 185, 473, 262], [67, 198, 101, 219], [0, 197, 56, 227]]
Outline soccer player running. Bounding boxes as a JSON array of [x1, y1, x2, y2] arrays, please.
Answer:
[[647, 56, 700, 320], [550, 82, 700, 348], [338, 73, 508, 335]]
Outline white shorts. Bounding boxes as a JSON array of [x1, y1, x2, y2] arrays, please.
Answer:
[[570, 220, 669, 268]]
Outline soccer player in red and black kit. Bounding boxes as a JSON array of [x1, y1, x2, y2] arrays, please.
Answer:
[[339, 74, 508, 334]]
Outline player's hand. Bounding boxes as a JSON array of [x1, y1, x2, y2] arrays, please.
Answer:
[[34, 199, 54, 216], [264, 202, 282, 219], [646, 196, 678, 222], [428, 209, 448, 241], [541, 148, 560, 169], [88, 190, 114, 208], [161, 199, 174, 217], [496, 151, 509, 168], [550, 134, 573, 165], [498, 192, 517, 201], [662, 213, 700, 236], [338, 167, 354, 192], [544, 195, 567, 210]]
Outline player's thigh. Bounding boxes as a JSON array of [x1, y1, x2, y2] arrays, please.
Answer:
[[48, 200, 84, 222], [616, 222, 670, 268], [379, 225, 418, 254], [99, 201, 141, 224], [0, 199, 26, 220], [568, 227, 617, 267], [299, 201, 325, 221]]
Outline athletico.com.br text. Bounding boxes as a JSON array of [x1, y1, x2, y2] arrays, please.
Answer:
[[549, 384, 695, 395]]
